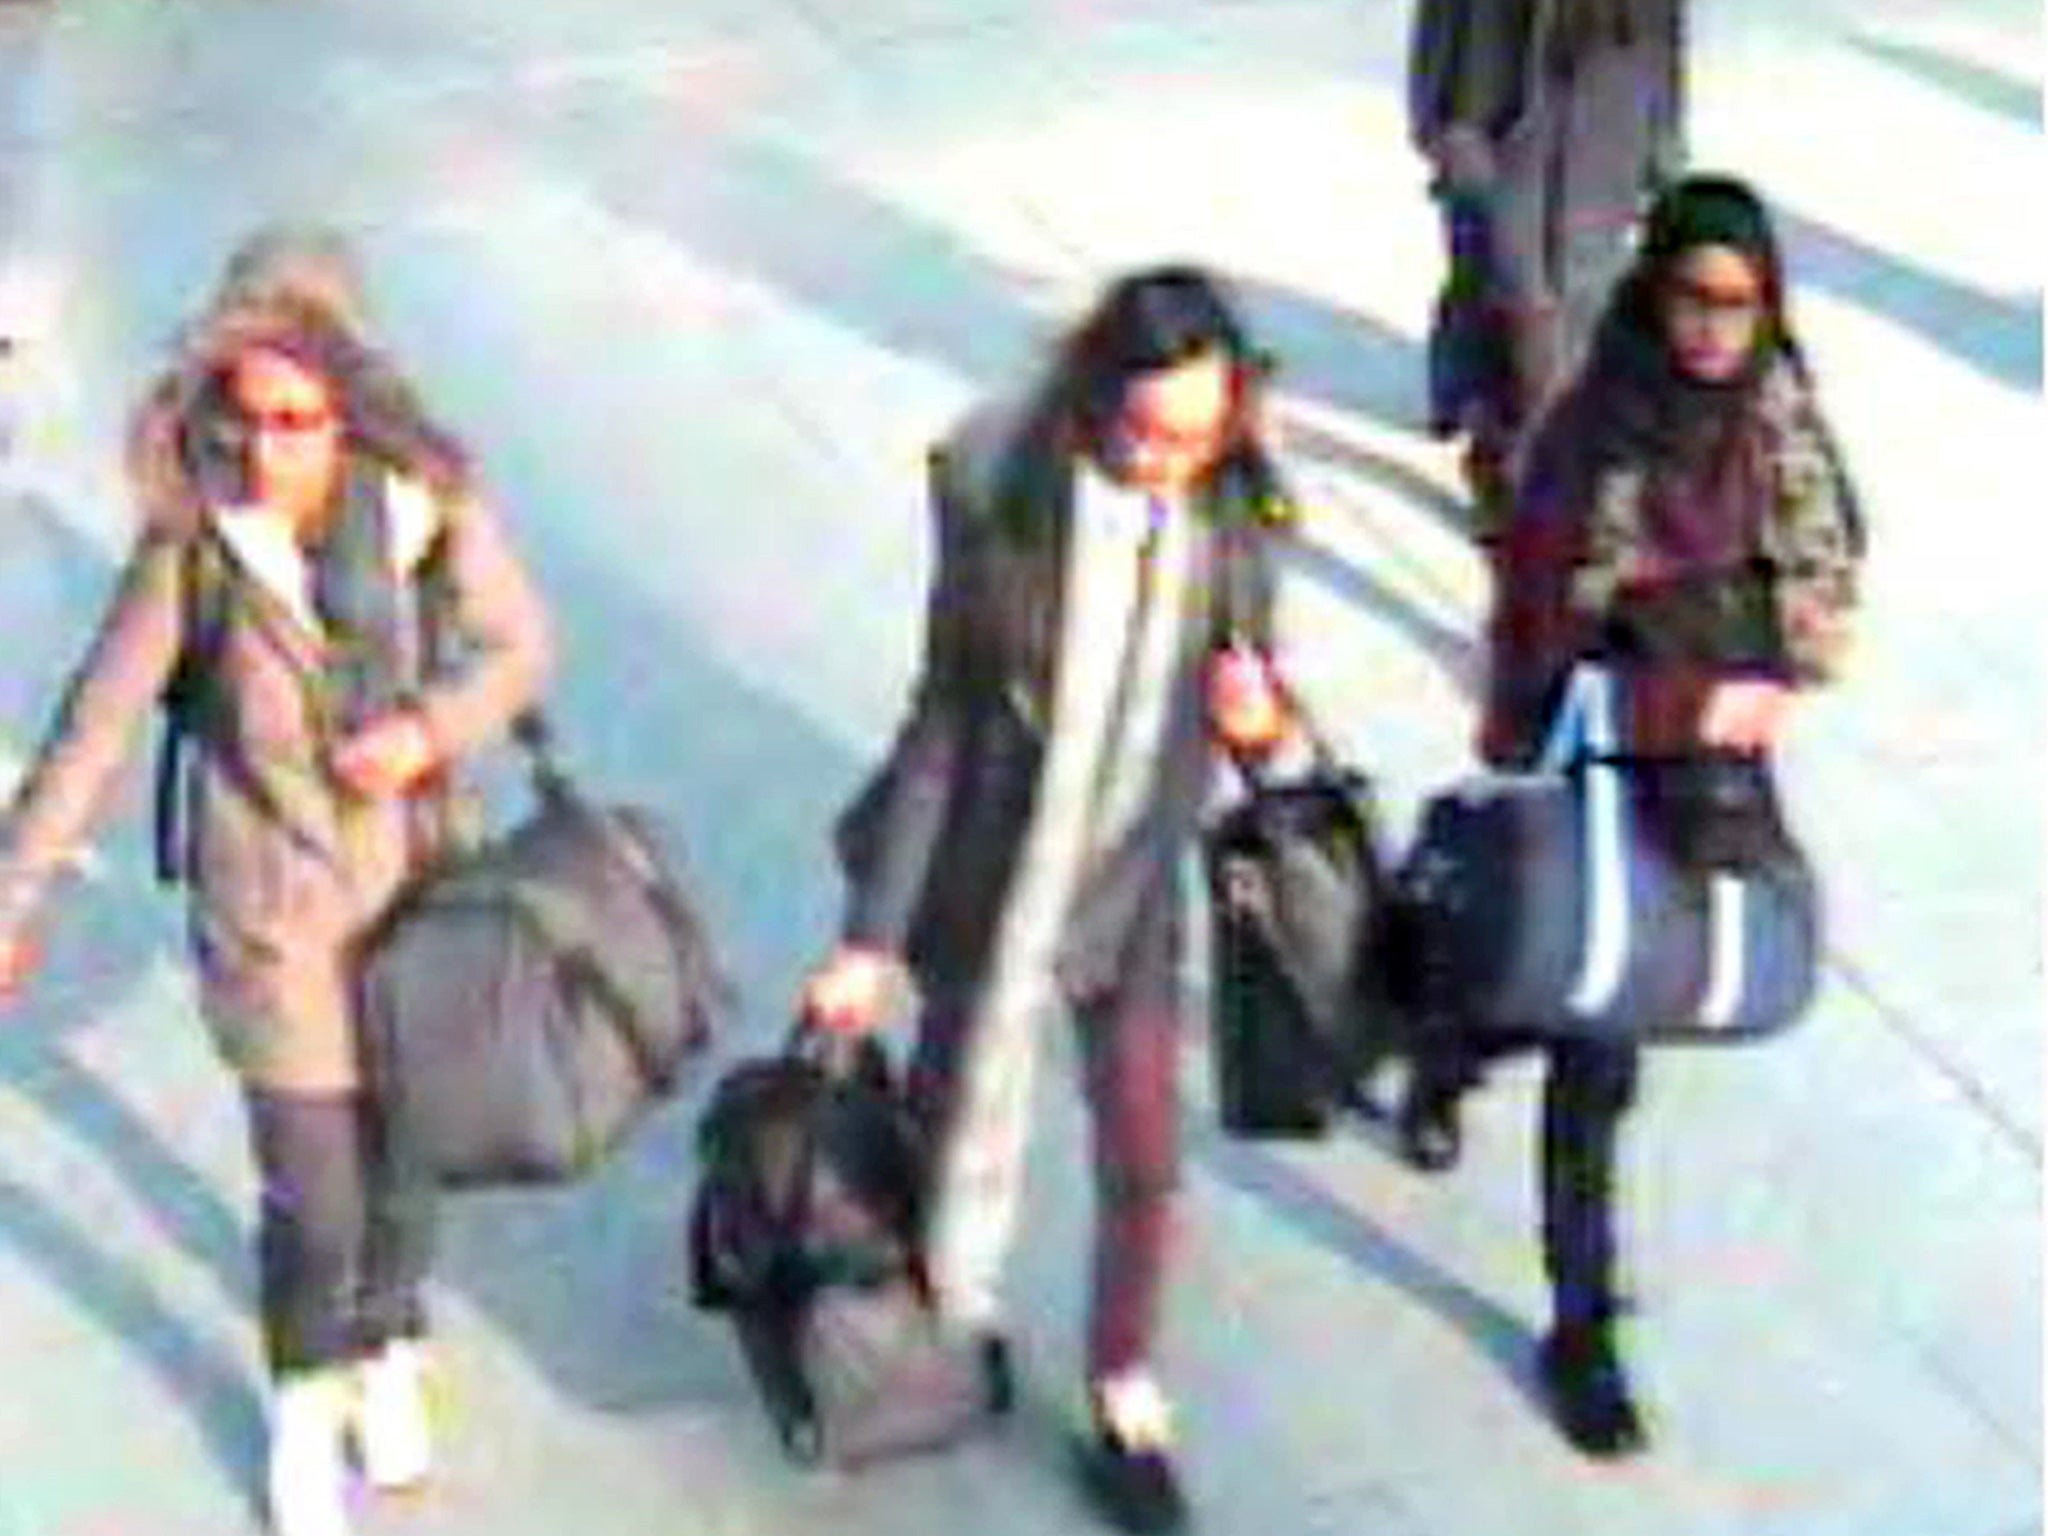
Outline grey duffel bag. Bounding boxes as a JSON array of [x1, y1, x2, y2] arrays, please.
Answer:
[[359, 715, 727, 1188]]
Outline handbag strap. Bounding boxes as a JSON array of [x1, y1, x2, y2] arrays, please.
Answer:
[[1536, 660, 1622, 770], [506, 710, 730, 1031], [1534, 666, 1782, 1030], [1695, 873, 1749, 1031], [1539, 664, 1633, 1019]]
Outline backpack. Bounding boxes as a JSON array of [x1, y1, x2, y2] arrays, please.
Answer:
[[689, 1028, 991, 1466]]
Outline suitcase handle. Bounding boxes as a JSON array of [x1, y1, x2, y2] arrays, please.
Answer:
[[1537, 666, 1631, 1018], [785, 1012, 896, 1092]]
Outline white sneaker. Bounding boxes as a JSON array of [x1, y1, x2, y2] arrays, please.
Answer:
[[353, 1339, 433, 1492], [267, 1370, 355, 1536], [1093, 1369, 1177, 1453]]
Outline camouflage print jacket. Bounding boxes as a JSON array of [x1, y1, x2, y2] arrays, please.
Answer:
[[1483, 353, 1863, 763]]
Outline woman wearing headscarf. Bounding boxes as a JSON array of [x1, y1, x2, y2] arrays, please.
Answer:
[[1401, 175, 1863, 1457], [1409, 0, 1686, 538], [0, 228, 552, 1536]]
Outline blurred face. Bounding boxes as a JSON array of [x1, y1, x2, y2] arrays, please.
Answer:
[[1662, 243, 1769, 384], [228, 344, 343, 527], [1103, 349, 1236, 495]]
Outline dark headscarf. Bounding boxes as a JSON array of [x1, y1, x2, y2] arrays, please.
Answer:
[[1545, 175, 1802, 595], [1580, 175, 1789, 482]]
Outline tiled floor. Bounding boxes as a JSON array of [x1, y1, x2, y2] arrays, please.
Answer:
[[0, 3, 2039, 1533]]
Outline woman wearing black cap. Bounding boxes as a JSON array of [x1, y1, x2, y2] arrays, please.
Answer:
[[1401, 174, 1864, 1456]]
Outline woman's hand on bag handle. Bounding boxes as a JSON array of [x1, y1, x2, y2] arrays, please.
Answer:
[[802, 944, 906, 1038], [331, 708, 440, 798], [1699, 677, 1793, 754], [1208, 641, 1301, 759]]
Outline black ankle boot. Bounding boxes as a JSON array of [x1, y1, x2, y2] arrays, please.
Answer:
[[1537, 1319, 1647, 1458], [978, 1331, 1016, 1417], [1078, 1427, 1188, 1535], [1398, 1073, 1464, 1172]]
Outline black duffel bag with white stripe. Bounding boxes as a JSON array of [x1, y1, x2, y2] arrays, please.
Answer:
[[1394, 666, 1821, 1044]]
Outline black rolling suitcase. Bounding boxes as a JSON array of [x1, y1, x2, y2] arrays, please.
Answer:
[[1203, 763, 1390, 1137]]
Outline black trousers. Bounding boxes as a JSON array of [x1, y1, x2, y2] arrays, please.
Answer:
[[1417, 1031, 1641, 1329], [244, 1087, 436, 1376], [1537, 1037, 1640, 1328]]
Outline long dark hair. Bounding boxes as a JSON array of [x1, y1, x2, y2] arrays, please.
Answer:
[[1015, 264, 1286, 525], [1057, 266, 1261, 445]]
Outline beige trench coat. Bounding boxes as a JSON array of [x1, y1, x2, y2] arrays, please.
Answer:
[[0, 475, 550, 1091]]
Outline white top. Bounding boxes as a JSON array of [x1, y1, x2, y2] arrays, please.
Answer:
[[1081, 463, 1195, 856], [208, 471, 441, 638], [1005, 461, 1191, 977]]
